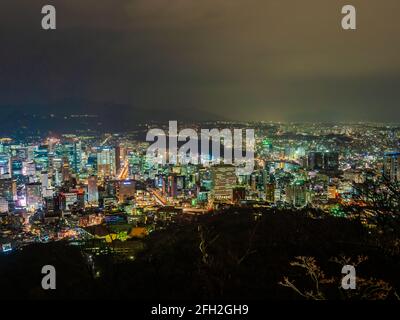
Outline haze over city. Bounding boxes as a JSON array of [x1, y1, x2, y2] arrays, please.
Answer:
[[1, 0, 400, 123]]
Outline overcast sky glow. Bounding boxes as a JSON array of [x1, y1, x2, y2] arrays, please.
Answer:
[[1, 0, 400, 123]]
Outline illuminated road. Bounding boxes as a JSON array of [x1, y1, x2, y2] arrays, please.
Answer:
[[147, 188, 208, 213], [182, 208, 208, 214], [100, 135, 112, 146], [148, 188, 168, 206], [117, 160, 129, 180]]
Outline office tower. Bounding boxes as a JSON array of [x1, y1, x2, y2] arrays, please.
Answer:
[[54, 141, 82, 174], [75, 189, 85, 209], [23, 161, 36, 177], [26, 146, 35, 161], [211, 164, 237, 202], [383, 152, 400, 183], [85, 153, 97, 173], [115, 145, 121, 173], [42, 187, 54, 198], [117, 179, 136, 202], [0, 153, 11, 176], [0, 177, 16, 202], [15, 147, 28, 160], [0, 197, 8, 213], [44, 196, 57, 215], [87, 175, 99, 206], [265, 183, 275, 203], [105, 179, 118, 198], [11, 158, 23, 179], [26, 182, 42, 210], [307, 152, 324, 170], [61, 158, 71, 183], [34, 145, 49, 170], [324, 152, 339, 171], [59, 190, 84, 212], [72, 141, 82, 173], [168, 174, 178, 198], [59, 192, 77, 212], [41, 171, 49, 189], [97, 147, 116, 179], [176, 175, 185, 192], [286, 180, 308, 208]]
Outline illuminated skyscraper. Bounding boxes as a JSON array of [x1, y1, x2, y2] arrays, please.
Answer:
[[87, 175, 99, 206], [286, 180, 308, 208], [115, 145, 121, 173], [34, 145, 49, 171], [97, 147, 116, 179], [211, 165, 237, 203], [265, 183, 275, 203], [41, 171, 49, 189], [0, 177, 16, 202], [61, 158, 71, 183], [11, 158, 23, 183], [168, 174, 178, 198], [383, 152, 400, 183], [0, 197, 8, 213], [26, 182, 42, 210], [0, 153, 11, 176], [117, 179, 136, 202]]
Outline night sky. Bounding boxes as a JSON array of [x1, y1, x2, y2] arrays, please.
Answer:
[[1, 0, 400, 123]]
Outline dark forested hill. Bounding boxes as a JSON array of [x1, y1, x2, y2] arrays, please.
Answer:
[[1, 210, 399, 300]]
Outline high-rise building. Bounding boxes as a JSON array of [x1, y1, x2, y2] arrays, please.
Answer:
[[34, 145, 49, 171], [41, 171, 49, 189], [383, 152, 400, 183], [0, 197, 8, 213], [265, 183, 275, 203], [54, 141, 82, 173], [117, 179, 136, 202], [11, 158, 25, 185], [307, 152, 324, 170], [59, 190, 84, 212], [0, 153, 11, 176], [23, 161, 36, 177], [168, 174, 178, 198], [324, 152, 339, 171], [87, 175, 99, 206], [115, 145, 121, 173], [286, 180, 308, 208], [0, 177, 16, 202], [26, 182, 42, 210], [61, 158, 71, 183], [97, 147, 116, 179], [211, 165, 237, 203]]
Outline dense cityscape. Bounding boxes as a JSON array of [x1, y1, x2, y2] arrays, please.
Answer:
[[1, 121, 399, 259]]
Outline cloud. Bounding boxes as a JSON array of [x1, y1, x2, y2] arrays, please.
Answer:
[[0, 0, 399, 123]]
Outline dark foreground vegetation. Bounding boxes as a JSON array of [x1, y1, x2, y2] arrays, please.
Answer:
[[1, 209, 399, 300]]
